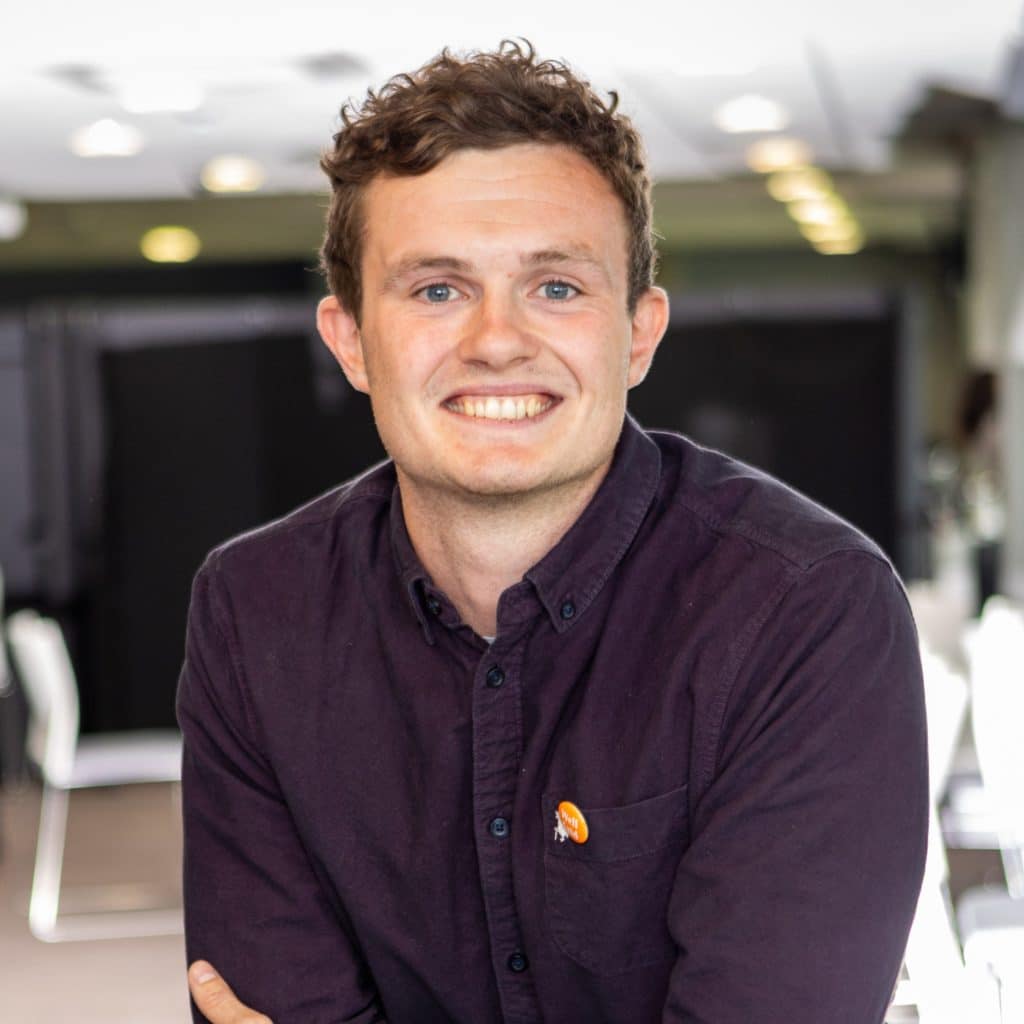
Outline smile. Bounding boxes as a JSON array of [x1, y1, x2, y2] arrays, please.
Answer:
[[443, 394, 556, 421]]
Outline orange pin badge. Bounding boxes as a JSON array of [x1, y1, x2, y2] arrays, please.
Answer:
[[554, 801, 589, 844]]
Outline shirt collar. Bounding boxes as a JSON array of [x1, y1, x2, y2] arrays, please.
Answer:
[[525, 415, 660, 633], [390, 414, 661, 643]]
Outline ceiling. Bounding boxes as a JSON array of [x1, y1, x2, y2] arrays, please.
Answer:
[[0, 1, 1021, 260]]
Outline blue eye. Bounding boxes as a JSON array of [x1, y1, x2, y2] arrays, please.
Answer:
[[542, 281, 575, 300], [422, 283, 453, 303]]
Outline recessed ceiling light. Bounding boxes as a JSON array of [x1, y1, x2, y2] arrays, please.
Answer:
[[766, 167, 833, 203], [140, 226, 201, 263], [813, 237, 864, 255], [746, 137, 812, 174], [70, 119, 144, 158], [113, 73, 204, 114], [0, 198, 28, 241], [714, 95, 789, 134], [200, 155, 266, 194], [799, 221, 861, 245], [786, 196, 850, 226]]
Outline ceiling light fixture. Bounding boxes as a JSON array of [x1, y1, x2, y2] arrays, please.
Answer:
[[758, 155, 864, 254], [0, 197, 28, 241], [745, 137, 812, 173], [70, 119, 144, 158], [114, 74, 204, 114], [140, 226, 201, 263], [813, 237, 864, 255], [786, 196, 850, 226], [200, 155, 266, 194], [714, 95, 790, 134], [766, 167, 834, 203], [799, 221, 862, 244]]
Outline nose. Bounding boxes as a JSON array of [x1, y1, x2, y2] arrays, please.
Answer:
[[457, 292, 539, 369]]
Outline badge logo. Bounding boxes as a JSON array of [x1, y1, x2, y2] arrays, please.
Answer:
[[554, 801, 589, 844]]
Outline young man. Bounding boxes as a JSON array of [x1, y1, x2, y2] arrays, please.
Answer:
[[179, 41, 927, 1024]]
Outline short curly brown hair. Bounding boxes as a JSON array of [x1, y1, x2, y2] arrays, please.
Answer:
[[319, 39, 656, 321]]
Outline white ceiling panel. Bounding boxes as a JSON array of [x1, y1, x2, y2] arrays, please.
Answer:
[[1, 0, 1021, 200]]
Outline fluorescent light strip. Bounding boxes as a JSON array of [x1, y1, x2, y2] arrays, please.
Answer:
[[715, 95, 790, 134], [70, 119, 144, 158]]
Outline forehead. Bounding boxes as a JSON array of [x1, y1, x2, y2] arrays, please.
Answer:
[[360, 144, 629, 276]]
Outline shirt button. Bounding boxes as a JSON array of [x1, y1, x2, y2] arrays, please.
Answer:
[[507, 951, 529, 973], [485, 665, 505, 688], [489, 816, 510, 839], [560, 600, 576, 620], [425, 596, 441, 616]]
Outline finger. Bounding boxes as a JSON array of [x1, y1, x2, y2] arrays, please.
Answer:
[[188, 961, 274, 1024]]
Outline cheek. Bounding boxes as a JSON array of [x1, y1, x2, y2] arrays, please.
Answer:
[[566, 335, 632, 395], [364, 334, 451, 411]]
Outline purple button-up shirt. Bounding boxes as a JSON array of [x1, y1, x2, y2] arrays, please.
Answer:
[[177, 416, 927, 1024]]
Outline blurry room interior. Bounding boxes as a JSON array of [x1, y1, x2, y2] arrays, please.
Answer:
[[2, 2, 1024, 1021]]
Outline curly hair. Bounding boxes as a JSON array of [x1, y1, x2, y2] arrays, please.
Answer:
[[319, 40, 656, 320]]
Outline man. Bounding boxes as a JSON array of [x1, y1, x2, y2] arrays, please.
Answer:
[[178, 41, 927, 1024]]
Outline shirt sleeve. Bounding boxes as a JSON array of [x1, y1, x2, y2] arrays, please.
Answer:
[[662, 550, 929, 1024], [177, 558, 387, 1024]]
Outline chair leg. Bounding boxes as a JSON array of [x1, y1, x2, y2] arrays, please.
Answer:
[[29, 784, 69, 941], [25, 781, 184, 943], [1000, 846, 1024, 899]]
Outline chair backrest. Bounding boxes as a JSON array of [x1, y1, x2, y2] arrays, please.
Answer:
[[965, 596, 1024, 895], [6, 610, 80, 786], [919, 642, 970, 805], [898, 641, 974, 1024], [906, 579, 971, 675]]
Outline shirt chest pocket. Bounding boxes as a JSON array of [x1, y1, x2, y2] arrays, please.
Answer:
[[542, 784, 689, 975]]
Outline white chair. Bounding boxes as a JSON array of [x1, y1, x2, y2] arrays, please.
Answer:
[[906, 579, 972, 674], [888, 642, 1001, 1023], [955, 598, 1024, 1019], [6, 609, 184, 942], [963, 598, 1024, 894]]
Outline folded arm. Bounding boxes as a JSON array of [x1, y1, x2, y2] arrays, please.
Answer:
[[178, 559, 387, 1024], [662, 551, 928, 1023]]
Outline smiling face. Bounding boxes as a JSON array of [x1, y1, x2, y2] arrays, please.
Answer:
[[317, 143, 668, 506]]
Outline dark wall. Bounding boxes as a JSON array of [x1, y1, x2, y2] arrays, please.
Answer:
[[2, 262, 386, 732], [0, 261, 317, 304], [88, 333, 384, 731], [628, 311, 899, 560]]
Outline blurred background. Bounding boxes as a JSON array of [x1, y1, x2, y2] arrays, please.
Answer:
[[2, 2, 1024, 1020]]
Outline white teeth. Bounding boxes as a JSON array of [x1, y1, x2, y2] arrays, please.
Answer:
[[447, 394, 553, 421]]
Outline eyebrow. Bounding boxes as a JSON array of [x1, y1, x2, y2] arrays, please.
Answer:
[[379, 256, 471, 293], [522, 247, 606, 273], [379, 246, 610, 292]]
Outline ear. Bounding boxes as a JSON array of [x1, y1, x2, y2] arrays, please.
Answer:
[[317, 295, 369, 394], [627, 286, 669, 388]]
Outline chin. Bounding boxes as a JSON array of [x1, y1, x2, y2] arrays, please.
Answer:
[[446, 459, 598, 503], [451, 472, 549, 499]]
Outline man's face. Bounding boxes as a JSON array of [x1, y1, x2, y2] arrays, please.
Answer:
[[318, 143, 667, 504]]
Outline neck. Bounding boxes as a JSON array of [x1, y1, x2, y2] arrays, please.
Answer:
[[397, 468, 610, 637]]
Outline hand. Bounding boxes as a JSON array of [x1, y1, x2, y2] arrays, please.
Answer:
[[188, 961, 274, 1024]]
